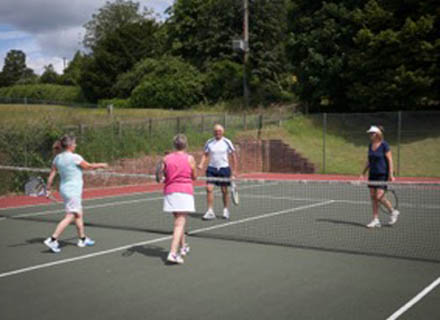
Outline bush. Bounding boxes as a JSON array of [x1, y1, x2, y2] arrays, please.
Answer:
[[129, 57, 204, 109], [0, 84, 86, 103]]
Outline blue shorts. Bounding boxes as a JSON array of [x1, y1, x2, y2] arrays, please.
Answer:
[[368, 174, 388, 189], [206, 166, 231, 186]]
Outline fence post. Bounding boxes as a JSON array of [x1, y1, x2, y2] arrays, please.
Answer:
[[223, 113, 227, 129], [200, 115, 205, 132], [322, 113, 327, 174], [148, 118, 152, 137], [257, 114, 263, 140], [397, 111, 402, 176], [79, 123, 85, 139], [176, 117, 181, 133], [117, 121, 122, 138], [243, 113, 247, 130]]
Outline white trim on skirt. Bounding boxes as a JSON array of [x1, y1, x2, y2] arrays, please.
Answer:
[[163, 192, 195, 213]]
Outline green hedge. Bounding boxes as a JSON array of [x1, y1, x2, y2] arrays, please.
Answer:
[[0, 84, 86, 103]]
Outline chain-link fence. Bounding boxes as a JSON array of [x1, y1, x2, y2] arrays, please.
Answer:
[[311, 111, 440, 177]]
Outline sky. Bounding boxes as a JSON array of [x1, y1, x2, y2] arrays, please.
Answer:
[[0, 0, 174, 75]]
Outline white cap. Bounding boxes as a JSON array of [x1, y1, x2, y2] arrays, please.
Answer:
[[366, 126, 381, 134]]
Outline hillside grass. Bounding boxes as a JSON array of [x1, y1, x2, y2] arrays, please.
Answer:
[[0, 104, 220, 126]]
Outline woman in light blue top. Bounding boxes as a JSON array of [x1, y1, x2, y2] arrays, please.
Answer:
[[44, 135, 108, 253]]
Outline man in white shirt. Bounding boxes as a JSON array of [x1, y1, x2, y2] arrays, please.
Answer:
[[198, 124, 237, 220]]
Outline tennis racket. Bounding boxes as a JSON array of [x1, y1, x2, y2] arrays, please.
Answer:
[[155, 160, 165, 183], [230, 181, 239, 206], [24, 176, 57, 202], [378, 188, 398, 215]]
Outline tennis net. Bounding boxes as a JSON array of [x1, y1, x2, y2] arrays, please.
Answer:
[[1, 166, 439, 263]]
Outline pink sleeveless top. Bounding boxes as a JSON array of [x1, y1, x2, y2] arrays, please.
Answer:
[[163, 152, 194, 195]]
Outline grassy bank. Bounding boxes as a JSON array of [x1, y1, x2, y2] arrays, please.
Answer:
[[255, 113, 440, 178]]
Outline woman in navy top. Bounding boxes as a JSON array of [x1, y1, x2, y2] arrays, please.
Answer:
[[361, 126, 400, 228]]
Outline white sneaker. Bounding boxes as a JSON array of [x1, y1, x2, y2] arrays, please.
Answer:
[[180, 245, 190, 257], [202, 209, 216, 220], [77, 237, 95, 248], [44, 237, 61, 253], [388, 210, 400, 225], [366, 218, 381, 228], [222, 208, 230, 220], [167, 252, 184, 264]]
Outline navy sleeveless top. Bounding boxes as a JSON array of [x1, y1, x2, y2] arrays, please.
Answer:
[[368, 141, 390, 176]]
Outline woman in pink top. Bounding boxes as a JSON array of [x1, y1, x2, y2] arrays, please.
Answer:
[[161, 134, 196, 264]]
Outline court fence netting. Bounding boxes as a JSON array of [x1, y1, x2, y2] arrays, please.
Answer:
[[1, 166, 439, 264]]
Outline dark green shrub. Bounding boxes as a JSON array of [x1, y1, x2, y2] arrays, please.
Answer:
[[129, 57, 204, 109]]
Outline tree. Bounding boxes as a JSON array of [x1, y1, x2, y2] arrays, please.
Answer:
[[83, 0, 149, 49], [165, 0, 242, 68], [165, 0, 290, 105], [79, 0, 161, 101], [1, 50, 29, 86], [286, 0, 440, 111], [40, 64, 59, 84], [58, 51, 85, 85], [346, 0, 440, 109]]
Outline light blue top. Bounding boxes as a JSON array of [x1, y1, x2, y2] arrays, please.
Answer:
[[52, 151, 84, 198]]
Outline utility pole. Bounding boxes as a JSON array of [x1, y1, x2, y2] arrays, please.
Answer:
[[243, 0, 249, 109]]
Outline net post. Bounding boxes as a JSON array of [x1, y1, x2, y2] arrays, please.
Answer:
[[397, 111, 402, 176]]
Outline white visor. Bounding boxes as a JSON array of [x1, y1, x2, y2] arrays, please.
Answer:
[[367, 126, 381, 134]]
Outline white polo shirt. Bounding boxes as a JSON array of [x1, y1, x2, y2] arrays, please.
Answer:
[[204, 137, 235, 169]]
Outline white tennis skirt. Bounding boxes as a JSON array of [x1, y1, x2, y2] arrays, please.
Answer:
[[63, 196, 82, 214], [163, 192, 195, 213]]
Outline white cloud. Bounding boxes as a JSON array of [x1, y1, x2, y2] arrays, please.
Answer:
[[26, 56, 65, 75], [0, 0, 175, 75]]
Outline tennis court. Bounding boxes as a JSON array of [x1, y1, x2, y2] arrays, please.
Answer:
[[1, 178, 439, 320]]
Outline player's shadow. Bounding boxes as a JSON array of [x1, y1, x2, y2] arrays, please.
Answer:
[[122, 245, 169, 264], [187, 212, 205, 219], [316, 218, 367, 228], [9, 237, 78, 253]]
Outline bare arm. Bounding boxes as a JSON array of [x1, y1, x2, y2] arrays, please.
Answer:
[[360, 160, 369, 178], [198, 152, 209, 170], [79, 161, 108, 170], [385, 151, 395, 181], [189, 156, 197, 181], [230, 151, 238, 177], [46, 165, 57, 192]]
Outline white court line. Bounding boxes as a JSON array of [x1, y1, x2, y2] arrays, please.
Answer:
[[0, 199, 332, 279], [386, 277, 440, 320], [240, 194, 440, 210], [0, 190, 152, 212], [0, 182, 279, 221]]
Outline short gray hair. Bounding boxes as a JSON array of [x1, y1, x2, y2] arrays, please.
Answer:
[[173, 134, 188, 150]]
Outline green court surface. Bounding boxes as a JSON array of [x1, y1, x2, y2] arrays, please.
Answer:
[[1, 182, 439, 320]]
